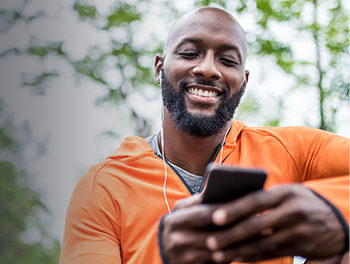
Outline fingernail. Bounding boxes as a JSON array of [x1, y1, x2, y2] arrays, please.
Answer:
[[206, 236, 218, 250], [212, 209, 227, 225], [212, 251, 225, 262]]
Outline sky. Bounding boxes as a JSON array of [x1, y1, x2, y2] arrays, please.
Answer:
[[0, 0, 349, 243]]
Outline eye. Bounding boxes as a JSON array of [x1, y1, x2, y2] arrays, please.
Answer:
[[177, 52, 199, 59], [219, 57, 239, 66]]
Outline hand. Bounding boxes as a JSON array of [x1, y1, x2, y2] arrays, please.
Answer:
[[161, 194, 220, 264], [205, 184, 346, 263]]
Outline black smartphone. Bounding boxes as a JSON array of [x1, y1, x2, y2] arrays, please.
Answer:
[[201, 163, 267, 204]]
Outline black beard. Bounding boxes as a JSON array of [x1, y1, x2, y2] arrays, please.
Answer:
[[161, 70, 245, 137]]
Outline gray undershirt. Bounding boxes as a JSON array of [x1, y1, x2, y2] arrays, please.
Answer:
[[146, 133, 203, 193]]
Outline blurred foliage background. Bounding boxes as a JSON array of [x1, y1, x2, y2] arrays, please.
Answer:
[[0, 0, 349, 262], [0, 102, 60, 263]]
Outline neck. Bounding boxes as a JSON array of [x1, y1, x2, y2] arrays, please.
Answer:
[[160, 109, 231, 176]]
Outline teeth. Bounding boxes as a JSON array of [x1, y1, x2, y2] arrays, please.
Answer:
[[188, 88, 218, 97]]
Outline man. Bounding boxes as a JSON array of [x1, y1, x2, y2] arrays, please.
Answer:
[[60, 7, 349, 264]]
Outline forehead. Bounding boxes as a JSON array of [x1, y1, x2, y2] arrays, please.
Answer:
[[166, 9, 246, 56]]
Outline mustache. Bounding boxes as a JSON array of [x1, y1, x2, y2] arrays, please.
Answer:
[[194, 79, 217, 87], [179, 79, 225, 92]]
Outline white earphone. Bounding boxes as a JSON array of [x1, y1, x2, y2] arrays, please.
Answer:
[[160, 108, 171, 213], [159, 71, 234, 213], [160, 116, 233, 213]]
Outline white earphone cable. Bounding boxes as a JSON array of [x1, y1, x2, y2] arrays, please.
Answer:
[[200, 119, 234, 195], [161, 108, 171, 213], [219, 118, 234, 165], [160, 71, 235, 212]]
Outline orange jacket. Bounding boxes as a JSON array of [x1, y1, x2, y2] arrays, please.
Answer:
[[60, 121, 349, 264]]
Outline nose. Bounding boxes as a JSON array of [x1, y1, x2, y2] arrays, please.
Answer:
[[192, 52, 222, 80]]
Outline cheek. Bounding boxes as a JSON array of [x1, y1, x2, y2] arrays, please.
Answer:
[[164, 60, 191, 85], [225, 71, 245, 95]]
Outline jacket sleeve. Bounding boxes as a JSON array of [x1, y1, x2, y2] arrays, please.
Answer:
[[291, 128, 349, 222], [287, 128, 350, 251], [60, 164, 122, 264]]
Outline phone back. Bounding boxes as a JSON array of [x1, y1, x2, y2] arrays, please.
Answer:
[[202, 166, 267, 204]]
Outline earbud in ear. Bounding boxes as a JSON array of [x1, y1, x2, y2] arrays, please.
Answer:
[[159, 70, 163, 86]]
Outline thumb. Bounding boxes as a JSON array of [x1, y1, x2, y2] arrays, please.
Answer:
[[172, 193, 202, 211]]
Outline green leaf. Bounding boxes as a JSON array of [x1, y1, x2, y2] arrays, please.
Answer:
[[104, 3, 141, 29], [73, 1, 98, 20], [0, 127, 18, 152], [27, 42, 65, 58], [194, 0, 227, 7]]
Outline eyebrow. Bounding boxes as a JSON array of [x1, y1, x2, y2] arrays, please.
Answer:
[[177, 38, 241, 51]]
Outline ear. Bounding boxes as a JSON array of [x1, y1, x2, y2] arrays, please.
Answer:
[[155, 54, 164, 85], [244, 70, 250, 87]]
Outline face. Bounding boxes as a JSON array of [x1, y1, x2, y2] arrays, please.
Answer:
[[155, 8, 249, 136]]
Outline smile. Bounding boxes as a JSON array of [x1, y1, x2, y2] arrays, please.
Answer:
[[188, 87, 218, 97], [184, 84, 223, 106], [185, 84, 223, 99]]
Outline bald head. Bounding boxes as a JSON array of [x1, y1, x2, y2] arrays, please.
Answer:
[[154, 7, 249, 138], [164, 7, 247, 62]]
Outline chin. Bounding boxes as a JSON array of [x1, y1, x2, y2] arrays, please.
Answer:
[[188, 110, 216, 118], [185, 105, 218, 117]]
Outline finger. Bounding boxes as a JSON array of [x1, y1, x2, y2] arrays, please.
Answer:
[[171, 249, 212, 264], [207, 190, 329, 251], [165, 230, 210, 252], [211, 219, 340, 263], [164, 204, 217, 229], [210, 227, 297, 263], [164, 232, 215, 264], [172, 194, 203, 211], [206, 213, 274, 250], [211, 185, 294, 227], [341, 251, 349, 264]]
